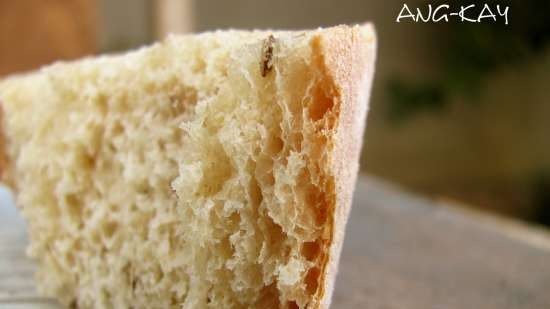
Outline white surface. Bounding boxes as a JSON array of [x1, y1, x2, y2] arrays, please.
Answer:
[[0, 186, 16, 215], [0, 185, 24, 229]]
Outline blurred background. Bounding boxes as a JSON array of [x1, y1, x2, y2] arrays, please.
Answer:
[[1, 0, 549, 228]]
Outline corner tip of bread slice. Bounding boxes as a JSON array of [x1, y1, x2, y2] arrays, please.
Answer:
[[0, 23, 376, 309]]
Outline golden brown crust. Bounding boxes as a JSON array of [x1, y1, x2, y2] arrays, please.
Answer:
[[313, 24, 376, 309], [0, 101, 7, 184], [0, 99, 14, 189]]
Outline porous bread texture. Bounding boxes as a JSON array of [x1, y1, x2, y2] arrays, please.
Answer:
[[0, 24, 376, 309]]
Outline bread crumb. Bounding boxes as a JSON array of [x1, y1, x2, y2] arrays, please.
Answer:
[[279, 258, 305, 286]]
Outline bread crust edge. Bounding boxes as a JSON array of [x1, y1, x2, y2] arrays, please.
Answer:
[[315, 24, 376, 309]]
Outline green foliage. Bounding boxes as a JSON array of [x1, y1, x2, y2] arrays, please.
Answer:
[[387, 79, 444, 121]]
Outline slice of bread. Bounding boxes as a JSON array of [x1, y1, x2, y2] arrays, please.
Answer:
[[0, 24, 376, 309]]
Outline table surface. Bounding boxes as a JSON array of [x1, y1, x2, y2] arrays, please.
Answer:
[[1, 176, 550, 309]]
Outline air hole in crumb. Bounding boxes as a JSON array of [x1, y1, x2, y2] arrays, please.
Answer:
[[73, 240, 82, 251], [169, 99, 185, 117], [289, 132, 303, 152], [157, 140, 166, 151], [136, 182, 151, 195], [303, 182, 328, 226], [254, 282, 280, 308], [305, 267, 320, 295], [94, 93, 108, 115], [170, 293, 178, 305], [287, 300, 299, 309], [153, 264, 165, 282], [192, 58, 206, 74], [255, 156, 275, 186], [90, 230, 100, 244], [308, 84, 334, 121], [304, 184, 319, 206], [129, 203, 138, 212], [267, 136, 284, 155], [264, 215, 285, 252], [255, 167, 275, 187], [317, 179, 335, 225], [111, 121, 125, 136], [228, 211, 241, 229], [249, 176, 263, 207], [65, 194, 83, 220], [107, 142, 117, 153], [264, 170, 275, 186], [81, 153, 96, 169], [301, 240, 322, 261], [316, 207, 328, 226], [198, 142, 233, 197], [103, 289, 113, 305], [66, 252, 75, 266], [169, 86, 197, 116], [102, 220, 119, 239], [219, 236, 234, 259]]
